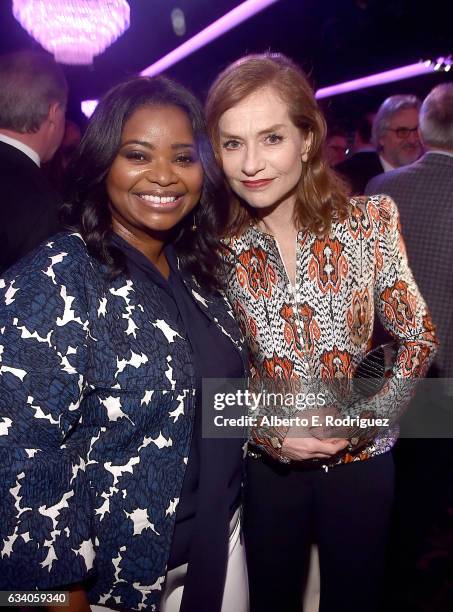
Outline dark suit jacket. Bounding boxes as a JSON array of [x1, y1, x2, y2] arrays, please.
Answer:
[[366, 152, 453, 379], [0, 140, 61, 273], [336, 150, 383, 195]]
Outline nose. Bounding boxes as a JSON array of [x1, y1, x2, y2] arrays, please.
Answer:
[[146, 158, 178, 186], [241, 144, 265, 177], [407, 129, 420, 144]]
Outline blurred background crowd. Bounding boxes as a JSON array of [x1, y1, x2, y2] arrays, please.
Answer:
[[0, 1, 451, 611]]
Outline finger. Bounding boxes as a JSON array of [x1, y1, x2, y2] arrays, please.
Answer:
[[284, 452, 332, 461], [309, 439, 349, 454], [323, 439, 350, 453]]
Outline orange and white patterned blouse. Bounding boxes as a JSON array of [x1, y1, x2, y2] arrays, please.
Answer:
[[223, 195, 438, 465]]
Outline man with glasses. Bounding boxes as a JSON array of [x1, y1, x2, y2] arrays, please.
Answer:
[[372, 94, 422, 170], [337, 95, 422, 195]]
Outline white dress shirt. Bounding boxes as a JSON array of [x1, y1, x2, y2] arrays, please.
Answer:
[[0, 132, 40, 166], [379, 155, 395, 173]]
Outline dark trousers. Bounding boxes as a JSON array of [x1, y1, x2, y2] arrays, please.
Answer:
[[244, 452, 394, 612]]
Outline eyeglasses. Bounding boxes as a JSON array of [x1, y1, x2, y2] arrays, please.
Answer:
[[384, 126, 419, 139]]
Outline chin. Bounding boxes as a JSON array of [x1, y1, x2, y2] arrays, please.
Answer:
[[236, 188, 280, 209], [400, 149, 421, 164], [147, 222, 184, 234], [239, 187, 299, 215], [242, 197, 276, 210]]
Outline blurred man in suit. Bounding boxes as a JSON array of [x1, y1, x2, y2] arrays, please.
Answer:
[[335, 113, 378, 194], [324, 125, 349, 167], [337, 95, 422, 195], [366, 83, 453, 611], [0, 51, 67, 273], [351, 112, 375, 155], [367, 84, 453, 380]]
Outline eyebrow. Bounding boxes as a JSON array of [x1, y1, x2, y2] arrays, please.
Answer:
[[121, 139, 195, 149], [219, 123, 287, 139]]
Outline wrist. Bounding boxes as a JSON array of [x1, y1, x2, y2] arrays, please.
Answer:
[[270, 434, 291, 464]]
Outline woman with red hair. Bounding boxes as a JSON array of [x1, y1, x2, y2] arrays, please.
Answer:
[[206, 53, 437, 612]]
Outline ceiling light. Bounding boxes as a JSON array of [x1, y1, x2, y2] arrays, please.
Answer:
[[82, 0, 279, 117], [140, 0, 279, 77], [171, 8, 186, 37], [13, 0, 130, 65]]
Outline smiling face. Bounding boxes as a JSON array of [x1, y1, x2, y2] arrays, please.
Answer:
[[218, 87, 312, 216], [106, 104, 203, 242], [379, 107, 422, 168]]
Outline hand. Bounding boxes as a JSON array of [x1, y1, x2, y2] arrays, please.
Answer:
[[281, 420, 349, 461], [309, 407, 380, 454], [308, 406, 351, 441]]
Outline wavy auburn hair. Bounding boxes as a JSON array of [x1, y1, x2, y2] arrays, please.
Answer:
[[205, 53, 349, 236]]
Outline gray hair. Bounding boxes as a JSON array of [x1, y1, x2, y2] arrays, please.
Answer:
[[372, 94, 421, 149], [0, 51, 68, 133], [419, 83, 453, 149]]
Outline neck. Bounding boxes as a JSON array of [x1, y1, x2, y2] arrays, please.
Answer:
[[256, 196, 298, 239], [0, 128, 44, 160], [379, 153, 396, 171], [112, 219, 168, 273]]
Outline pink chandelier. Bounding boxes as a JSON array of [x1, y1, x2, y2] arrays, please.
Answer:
[[13, 0, 130, 65]]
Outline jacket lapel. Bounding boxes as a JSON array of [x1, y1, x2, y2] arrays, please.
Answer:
[[178, 265, 246, 357]]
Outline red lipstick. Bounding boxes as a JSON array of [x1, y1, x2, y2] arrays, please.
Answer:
[[241, 179, 274, 189]]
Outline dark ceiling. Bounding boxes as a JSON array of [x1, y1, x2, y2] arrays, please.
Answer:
[[0, 0, 451, 127]]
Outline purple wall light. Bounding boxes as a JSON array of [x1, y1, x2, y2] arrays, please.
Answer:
[[315, 58, 452, 99], [81, 0, 280, 117], [140, 0, 280, 77]]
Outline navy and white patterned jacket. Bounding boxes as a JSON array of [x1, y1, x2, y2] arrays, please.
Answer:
[[0, 232, 246, 610]]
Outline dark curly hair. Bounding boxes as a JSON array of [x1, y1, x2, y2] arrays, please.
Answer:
[[62, 76, 230, 291]]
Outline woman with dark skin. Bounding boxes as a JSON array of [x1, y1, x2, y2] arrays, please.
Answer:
[[0, 77, 249, 612]]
